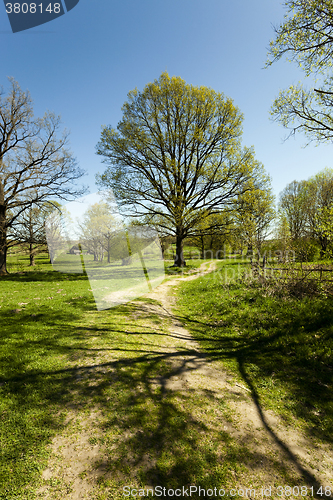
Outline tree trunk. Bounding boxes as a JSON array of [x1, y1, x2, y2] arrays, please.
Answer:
[[107, 238, 111, 263], [29, 243, 35, 266], [247, 242, 253, 264], [0, 231, 8, 275], [319, 236, 328, 259], [174, 231, 186, 267], [0, 186, 8, 275], [200, 235, 205, 259]]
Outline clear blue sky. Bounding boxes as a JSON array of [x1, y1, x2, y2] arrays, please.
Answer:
[[1, 0, 332, 204]]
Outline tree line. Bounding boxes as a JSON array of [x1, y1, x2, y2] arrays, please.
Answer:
[[277, 168, 333, 261]]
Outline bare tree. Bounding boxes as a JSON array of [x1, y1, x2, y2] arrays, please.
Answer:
[[9, 201, 50, 266], [0, 78, 86, 275], [77, 202, 121, 262]]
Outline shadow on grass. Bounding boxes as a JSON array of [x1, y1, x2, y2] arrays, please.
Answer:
[[0, 345, 313, 499], [0, 295, 317, 499], [174, 273, 333, 492], [1, 266, 332, 499], [0, 270, 90, 283], [176, 296, 333, 443]]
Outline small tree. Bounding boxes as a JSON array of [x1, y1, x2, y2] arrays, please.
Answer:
[[189, 212, 236, 259], [235, 170, 276, 259], [278, 180, 308, 240], [9, 201, 53, 266], [315, 206, 333, 258], [305, 168, 333, 257], [44, 204, 72, 264], [78, 202, 122, 263], [275, 214, 293, 263]]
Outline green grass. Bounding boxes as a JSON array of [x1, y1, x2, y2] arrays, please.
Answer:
[[0, 257, 247, 499], [6, 251, 54, 273], [2, 253, 331, 498], [0, 264, 94, 499], [175, 259, 333, 444], [164, 258, 207, 276]]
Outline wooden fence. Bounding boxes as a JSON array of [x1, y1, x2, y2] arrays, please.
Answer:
[[254, 263, 333, 282]]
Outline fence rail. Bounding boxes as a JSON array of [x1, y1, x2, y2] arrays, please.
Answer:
[[256, 265, 333, 282]]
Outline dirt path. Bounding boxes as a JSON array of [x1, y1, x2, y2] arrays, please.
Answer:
[[140, 262, 333, 491], [38, 262, 333, 499]]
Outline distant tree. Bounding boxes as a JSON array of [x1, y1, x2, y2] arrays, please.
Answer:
[[78, 202, 122, 263], [314, 206, 333, 257], [235, 169, 275, 257], [9, 200, 54, 266], [274, 214, 293, 263], [267, 0, 333, 143], [277, 169, 333, 260], [189, 212, 236, 259], [44, 203, 73, 264], [0, 78, 86, 275], [96, 72, 264, 267], [305, 168, 333, 256], [278, 180, 308, 240]]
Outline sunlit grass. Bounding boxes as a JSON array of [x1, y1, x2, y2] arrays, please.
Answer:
[[2, 253, 329, 498], [176, 260, 333, 442], [0, 256, 246, 499]]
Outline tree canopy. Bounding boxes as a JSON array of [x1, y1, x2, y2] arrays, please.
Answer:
[[235, 169, 275, 256], [96, 72, 264, 266], [8, 200, 55, 266], [278, 180, 308, 240], [267, 0, 333, 143]]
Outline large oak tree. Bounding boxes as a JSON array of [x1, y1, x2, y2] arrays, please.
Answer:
[[96, 73, 262, 266], [0, 78, 86, 275]]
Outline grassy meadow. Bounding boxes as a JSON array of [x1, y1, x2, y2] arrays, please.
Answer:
[[0, 251, 332, 498], [176, 260, 333, 444], [0, 252, 241, 499]]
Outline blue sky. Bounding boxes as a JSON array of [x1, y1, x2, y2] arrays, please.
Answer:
[[1, 0, 332, 204]]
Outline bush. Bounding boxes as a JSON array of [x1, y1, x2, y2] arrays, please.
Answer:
[[292, 238, 318, 262]]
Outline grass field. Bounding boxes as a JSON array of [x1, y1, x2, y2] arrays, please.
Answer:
[[176, 260, 333, 444], [0, 254, 241, 499], [1, 254, 333, 498]]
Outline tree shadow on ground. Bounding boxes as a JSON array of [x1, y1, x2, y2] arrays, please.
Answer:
[[175, 293, 333, 446], [1, 270, 332, 499], [1, 295, 324, 499], [0, 346, 317, 499]]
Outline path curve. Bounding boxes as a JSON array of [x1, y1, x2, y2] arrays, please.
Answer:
[[142, 261, 333, 491]]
